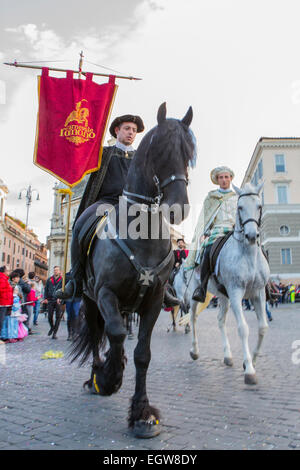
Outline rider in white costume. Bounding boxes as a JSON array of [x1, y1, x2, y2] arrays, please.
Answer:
[[185, 166, 238, 303]]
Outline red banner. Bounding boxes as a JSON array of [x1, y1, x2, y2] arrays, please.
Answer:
[[33, 68, 117, 187]]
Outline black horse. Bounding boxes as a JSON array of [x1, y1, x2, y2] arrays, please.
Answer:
[[71, 102, 195, 438]]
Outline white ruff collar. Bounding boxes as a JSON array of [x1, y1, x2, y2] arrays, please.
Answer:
[[115, 141, 134, 152]]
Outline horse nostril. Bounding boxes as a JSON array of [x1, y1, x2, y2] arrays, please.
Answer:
[[245, 233, 256, 243]]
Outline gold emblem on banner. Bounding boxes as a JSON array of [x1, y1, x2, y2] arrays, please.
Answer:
[[60, 99, 96, 145]]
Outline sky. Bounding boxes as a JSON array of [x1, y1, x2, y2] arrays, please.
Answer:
[[1, 0, 300, 244]]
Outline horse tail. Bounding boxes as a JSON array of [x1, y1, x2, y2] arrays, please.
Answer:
[[69, 298, 106, 366]]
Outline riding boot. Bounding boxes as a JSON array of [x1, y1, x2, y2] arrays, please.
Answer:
[[192, 274, 210, 303], [192, 245, 211, 303], [163, 282, 180, 308]]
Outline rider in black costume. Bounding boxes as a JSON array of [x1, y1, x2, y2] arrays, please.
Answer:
[[56, 114, 179, 307]]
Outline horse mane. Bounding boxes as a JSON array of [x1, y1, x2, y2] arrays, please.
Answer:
[[134, 117, 197, 170]]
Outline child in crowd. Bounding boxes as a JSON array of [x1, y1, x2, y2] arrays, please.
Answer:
[[26, 282, 38, 334]]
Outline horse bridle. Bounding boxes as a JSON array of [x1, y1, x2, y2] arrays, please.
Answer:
[[123, 173, 188, 212], [235, 192, 262, 234], [123, 125, 189, 211]]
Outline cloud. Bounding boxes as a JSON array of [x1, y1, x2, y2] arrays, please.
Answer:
[[3, 0, 300, 245], [5, 23, 39, 42], [0, 79, 5, 105]]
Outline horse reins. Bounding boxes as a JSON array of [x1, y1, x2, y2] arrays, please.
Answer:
[[123, 173, 188, 212]]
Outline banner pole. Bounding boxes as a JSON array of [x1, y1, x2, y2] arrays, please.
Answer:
[[4, 61, 142, 80], [78, 51, 84, 79], [58, 188, 73, 291]]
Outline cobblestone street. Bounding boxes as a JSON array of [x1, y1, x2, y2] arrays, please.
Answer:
[[1, 302, 300, 451]]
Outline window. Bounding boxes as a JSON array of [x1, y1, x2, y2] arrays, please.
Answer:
[[275, 154, 285, 173], [3, 237, 5, 245], [13, 243, 16, 254], [280, 225, 290, 236], [277, 185, 288, 204], [8, 240, 11, 248], [7, 254, 10, 264], [281, 248, 292, 265], [2, 253, 5, 262], [16, 259, 19, 267]]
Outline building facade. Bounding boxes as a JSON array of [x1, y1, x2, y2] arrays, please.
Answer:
[[47, 178, 89, 275], [0, 178, 48, 282], [1, 214, 48, 282], [242, 137, 300, 283], [0, 178, 9, 256]]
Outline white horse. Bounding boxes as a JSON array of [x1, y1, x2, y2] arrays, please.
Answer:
[[174, 182, 270, 385]]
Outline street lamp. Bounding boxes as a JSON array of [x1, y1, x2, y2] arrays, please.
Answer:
[[18, 185, 40, 270]]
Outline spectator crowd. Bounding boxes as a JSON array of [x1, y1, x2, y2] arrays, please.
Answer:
[[0, 261, 299, 345], [0, 265, 81, 344]]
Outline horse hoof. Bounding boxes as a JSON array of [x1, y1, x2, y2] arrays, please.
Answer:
[[244, 373, 258, 385], [190, 350, 199, 361], [224, 357, 233, 367], [132, 419, 161, 439]]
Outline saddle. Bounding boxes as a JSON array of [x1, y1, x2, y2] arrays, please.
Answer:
[[209, 231, 233, 298], [78, 212, 110, 261], [208, 232, 270, 299]]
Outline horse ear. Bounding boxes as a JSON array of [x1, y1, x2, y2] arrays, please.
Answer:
[[182, 106, 193, 127], [157, 102, 167, 125], [232, 183, 242, 196], [256, 180, 265, 194]]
